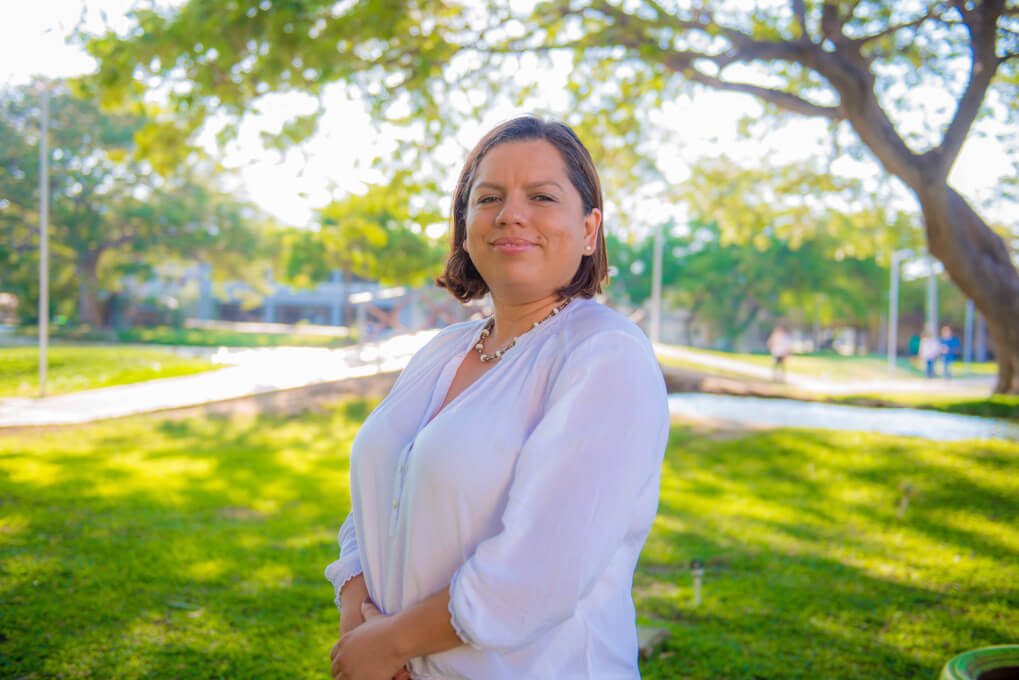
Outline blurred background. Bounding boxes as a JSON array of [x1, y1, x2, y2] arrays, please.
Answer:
[[2, 2, 1018, 679]]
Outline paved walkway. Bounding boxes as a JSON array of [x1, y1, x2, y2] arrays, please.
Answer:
[[0, 332, 436, 428], [654, 343, 996, 396], [0, 336, 996, 428]]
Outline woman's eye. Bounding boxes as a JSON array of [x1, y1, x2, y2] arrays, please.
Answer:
[[477, 195, 498, 204], [533, 194, 556, 202]]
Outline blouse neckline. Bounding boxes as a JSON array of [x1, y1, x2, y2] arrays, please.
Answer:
[[423, 297, 589, 428]]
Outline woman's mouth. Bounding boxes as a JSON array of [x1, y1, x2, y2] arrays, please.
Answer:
[[491, 239, 537, 254]]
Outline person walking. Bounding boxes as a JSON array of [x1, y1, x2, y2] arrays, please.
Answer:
[[920, 329, 941, 379], [767, 326, 792, 383], [940, 325, 961, 379]]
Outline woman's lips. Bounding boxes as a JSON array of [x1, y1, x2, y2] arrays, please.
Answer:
[[491, 239, 537, 254]]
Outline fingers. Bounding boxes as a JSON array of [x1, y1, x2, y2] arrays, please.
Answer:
[[330, 639, 342, 661], [360, 598, 381, 620], [393, 670, 411, 680]]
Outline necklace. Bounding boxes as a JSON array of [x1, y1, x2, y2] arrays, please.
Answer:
[[474, 298, 573, 363]]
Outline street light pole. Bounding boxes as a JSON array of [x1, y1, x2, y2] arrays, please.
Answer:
[[38, 80, 50, 397], [888, 249, 911, 376], [926, 256, 939, 336], [964, 299, 974, 373], [650, 222, 664, 344]]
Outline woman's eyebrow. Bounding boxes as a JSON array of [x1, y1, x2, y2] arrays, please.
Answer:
[[473, 180, 564, 192], [526, 181, 564, 191]]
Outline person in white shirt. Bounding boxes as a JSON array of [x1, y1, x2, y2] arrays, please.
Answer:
[[326, 116, 670, 680], [920, 329, 942, 379], [767, 326, 792, 382]]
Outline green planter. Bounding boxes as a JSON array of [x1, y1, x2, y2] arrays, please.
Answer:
[[941, 646, 1019, 680]]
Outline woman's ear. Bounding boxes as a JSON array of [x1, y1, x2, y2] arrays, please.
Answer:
[[584, 208, 602, 250]]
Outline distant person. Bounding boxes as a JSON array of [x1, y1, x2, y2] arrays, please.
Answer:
[[919, 329, 941, 379], [908, 333, 921, 358], [940, 325, 961, 379], [767, 326, 792, 382]]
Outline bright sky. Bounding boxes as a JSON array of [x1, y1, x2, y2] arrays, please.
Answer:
[[1, 0, 1013, 233]]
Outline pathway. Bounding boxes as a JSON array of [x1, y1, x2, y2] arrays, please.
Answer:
[[654, 343, 995, 396], [0, 335, 997, 428], [0, 332, 436, 427]]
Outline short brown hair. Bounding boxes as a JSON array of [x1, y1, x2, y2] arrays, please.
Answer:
[[436, 116, 609, 302]]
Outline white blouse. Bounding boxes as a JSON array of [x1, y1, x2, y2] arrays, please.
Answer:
[[325, 297, 669, 680]]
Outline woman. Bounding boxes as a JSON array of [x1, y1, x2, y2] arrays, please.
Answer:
[[920, 328, 941, 379], [326, 116, 669, 680]]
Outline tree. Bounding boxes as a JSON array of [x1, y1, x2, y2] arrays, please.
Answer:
[[81, 1, 1019, 391], [608, 220, 887, 348], [0, 84, 266, 327], [277, 176, 446, 290]]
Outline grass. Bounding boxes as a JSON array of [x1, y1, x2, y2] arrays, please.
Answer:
[[662, 345, 999, 381], [830, 393, 1019, 422], [19, 325, 355, 349], [1, 403, 1016, 679], [658, 347, 1014, 421], [0, 346, 220, 398]]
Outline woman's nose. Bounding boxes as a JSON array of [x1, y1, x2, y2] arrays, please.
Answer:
[[496, 193, 526, 226]]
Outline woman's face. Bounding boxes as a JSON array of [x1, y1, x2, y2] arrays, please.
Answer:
[[464, 139, 601, 304]]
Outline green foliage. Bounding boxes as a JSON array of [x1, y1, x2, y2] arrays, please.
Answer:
[[676, 157, 925, 258], [78, 1, 1019, 167], [279, 175, 446, 288], [24, 324, 356, 349], [77, 0, 1019, 264], [830, 393, 1019, 421], [0, 84, 272, 327], [0, 345, 218, 397], [608, 219, 887, 347], [1, 404, 1016, 678]]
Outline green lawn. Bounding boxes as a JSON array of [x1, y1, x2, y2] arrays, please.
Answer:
[[0, 346, 220, 398], [663, 345, 998, 381], [830, 393, 1019, 421], [21, 325, 356, 348], [1, 403, 1016, 679]]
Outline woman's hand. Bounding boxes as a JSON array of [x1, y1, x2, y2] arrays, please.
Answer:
[[330, 600, 410, 680]]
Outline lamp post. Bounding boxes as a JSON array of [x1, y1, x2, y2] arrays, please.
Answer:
[[964, 300, 975, 373], [926, 256, 939, 336], [650, 222, 664, 344], [888, 249, 912, 376], [38, 80, 50, 397]]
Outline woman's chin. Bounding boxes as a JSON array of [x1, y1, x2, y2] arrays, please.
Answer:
[[486, 279, 569, 304]]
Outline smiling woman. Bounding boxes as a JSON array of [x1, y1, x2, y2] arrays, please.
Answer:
[[325, 117, 668, 680], [438, 117, 608, 308]]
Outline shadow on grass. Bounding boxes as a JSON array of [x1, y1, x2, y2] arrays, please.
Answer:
[[1, 409, 1017, 679], [0, 403, 373, 679], [640, 425, 1019, 679]]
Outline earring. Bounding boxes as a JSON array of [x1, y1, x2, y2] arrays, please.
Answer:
[[584, 244, 593, 252]]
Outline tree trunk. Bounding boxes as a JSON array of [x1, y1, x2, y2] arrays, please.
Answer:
[[916, 184, 1019, 394], [77, 251, 103, 329]]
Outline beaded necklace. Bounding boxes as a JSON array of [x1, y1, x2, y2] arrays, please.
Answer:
[[474, 297, 573, 362]]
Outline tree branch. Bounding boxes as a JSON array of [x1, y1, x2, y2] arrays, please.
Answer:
[[845, 0, 865, 22], [587, 2, 754, 52], [792, 0, 810, 41], [821, 2, 845, 44], [927, 1, 1004, 178], [846, 7, 943, 48], [664, 57, 844, 120]]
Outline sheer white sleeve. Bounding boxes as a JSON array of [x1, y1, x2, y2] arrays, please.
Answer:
[[324, 511, 363, 611], [448, 330, 669, 650]]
